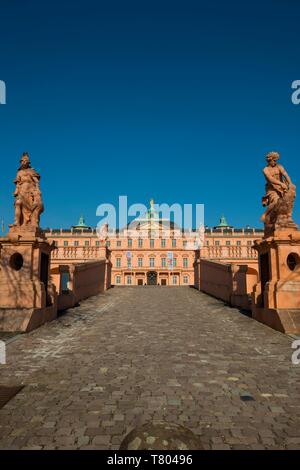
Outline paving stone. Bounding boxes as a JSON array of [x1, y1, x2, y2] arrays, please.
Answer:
[[92, 435, 111, 445], [0, 287, 299, 450]]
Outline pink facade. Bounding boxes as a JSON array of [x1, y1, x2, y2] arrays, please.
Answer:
[[110, 235, 195, 286], [46, 205, 263, 287]]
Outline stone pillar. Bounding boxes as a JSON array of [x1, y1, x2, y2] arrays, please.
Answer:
[[98, 243, 112, 290], [104, 248, 112, 290], [252, 230, 300, 333], [193, 249, 201, 290], [0, 228, 57, 332]]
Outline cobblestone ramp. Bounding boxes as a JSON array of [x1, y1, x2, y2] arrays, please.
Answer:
[[0, 287, 299, 450]]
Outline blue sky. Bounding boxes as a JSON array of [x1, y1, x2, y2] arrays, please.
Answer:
[[0, 0, 299, 230]]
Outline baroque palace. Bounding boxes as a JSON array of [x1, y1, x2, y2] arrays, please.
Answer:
[[1, 151, 299, 336], [47, 200, 263, 287]]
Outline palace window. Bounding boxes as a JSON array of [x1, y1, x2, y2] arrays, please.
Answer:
[[215, 241, 220, 246], [226, 241, 231, 246], [127, 275, 132, 285], [236, 240, 241, 246], [183, 275, 189, 284], [183, 240, 187, 248], [74, 241, 79, 247], [85, 241, 90, 247], [172, 275, 178, 285], [116, 258, 121, 268], [161, 258, 166, 267], [63, 241, 68, 247], [247, 240, 253, 246], [127, 259, 132, 268], [95, 240, 100, 246], [138, 257, 143, 267], [61, 272, 71, 292], [150, 239, 154, 248], [115, 275, 121, 284], [206, 240, 210, 246], [172, 239, 176, 247], [138, 238, 143, 247], [149, 257, 155, 267], [173, 258, 177, 267], [183, 258, 188, 268], [161, 239, 166, 247], [128, 239, 132, 247], [106, 240, 110, 247], [117, 240, 121, 247]]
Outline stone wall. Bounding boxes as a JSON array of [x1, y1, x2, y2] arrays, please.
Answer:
[[196, 259, 258, 311], [52, 260, 111, 311]]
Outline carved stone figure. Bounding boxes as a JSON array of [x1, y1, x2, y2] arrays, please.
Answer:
[[13, 153, 44, 229], [197, 224, 205, 249], [261, 151, 298, 236], [97, 222, 109, 244]]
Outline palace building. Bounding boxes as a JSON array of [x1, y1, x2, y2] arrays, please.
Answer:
[[46, 201, 263, 286]]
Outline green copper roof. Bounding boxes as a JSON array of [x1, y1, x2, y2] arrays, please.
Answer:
[[72, 215, 90, 229], [78, 215, 87, 227], [218, 214, 228, 227]]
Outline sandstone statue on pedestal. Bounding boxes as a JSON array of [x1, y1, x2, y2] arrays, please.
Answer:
[[261, 151, 298, 237], [251, 151, 300, 334], [0, 153, 57, 332]]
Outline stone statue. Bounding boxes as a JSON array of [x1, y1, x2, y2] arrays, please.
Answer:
[[12, 152, 44, 230], [261, 151, 298, 236], [197, 224, 205, 249], [96, 222, 109, 244]]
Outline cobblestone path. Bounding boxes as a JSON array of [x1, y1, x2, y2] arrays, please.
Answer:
[[0, 287, 299, 450]]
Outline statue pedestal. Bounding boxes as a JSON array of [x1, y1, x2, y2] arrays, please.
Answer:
[[0, 229, 57, 332], [251, 230, 300, 334]]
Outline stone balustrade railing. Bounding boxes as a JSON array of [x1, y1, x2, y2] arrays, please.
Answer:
[[51, 246, 103, 261], [201, 245, 257, 260], [51, 244, 257, 264]]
